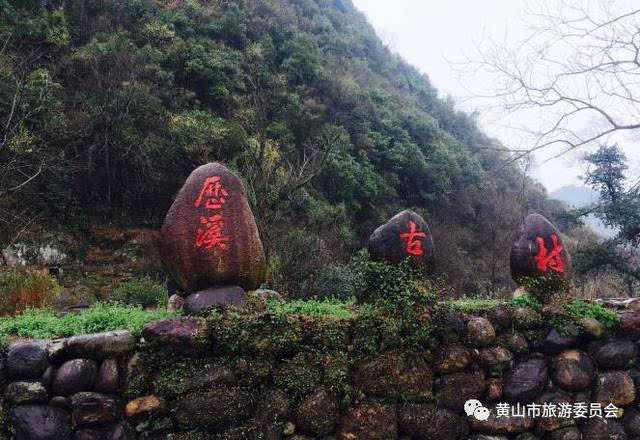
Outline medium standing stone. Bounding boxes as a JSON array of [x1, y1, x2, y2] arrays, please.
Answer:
[[159, 162, 266, 293], [510, 214, 571, 299], [367, 210, 435, 267]]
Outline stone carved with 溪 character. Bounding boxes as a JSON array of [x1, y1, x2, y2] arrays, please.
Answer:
[[159, 162, 266, 312], [510, 213, 571, 302], [367, 210, 435, 268]]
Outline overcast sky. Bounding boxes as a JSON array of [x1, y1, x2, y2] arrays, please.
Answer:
[[351, 0, 637, 193]]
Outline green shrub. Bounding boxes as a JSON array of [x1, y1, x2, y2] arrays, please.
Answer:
[[510, 293, 541, 310], [518, 274, 571, 304], [350, 250, 435, 308], [306, 263, 359, 299], [564, 300, 618, 329], [112, 277, 166, 307], [0, 268, 60, 316], [0, 302, 176, 339]]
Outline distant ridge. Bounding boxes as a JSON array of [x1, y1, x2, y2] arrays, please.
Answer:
[[550, 185, 616, 238]]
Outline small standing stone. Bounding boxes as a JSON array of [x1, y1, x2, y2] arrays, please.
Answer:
[[167, 294, 185, 311], [510, 213, 571, 301], [367, 210, 435, 268]]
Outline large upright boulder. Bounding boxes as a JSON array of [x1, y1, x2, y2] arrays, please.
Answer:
[[510, 213, 571, 299], [368, 210, 435, 268], [159, 162, 266, 293]]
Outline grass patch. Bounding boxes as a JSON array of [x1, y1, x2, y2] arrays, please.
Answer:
[[0, 302, 176, 340], [443, 298, 507, 312], [267, 297, 356, 319], [564, 300, 618, 329]]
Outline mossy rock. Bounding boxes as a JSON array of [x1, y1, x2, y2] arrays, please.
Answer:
[[273, 353, 322, 398], [353, 350, 433, 402], [298, 315, 351, 351], [173, 386, 254, 430], [153, 358, 235, 399]]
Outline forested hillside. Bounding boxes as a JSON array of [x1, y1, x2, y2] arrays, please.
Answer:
[[0, 0, 568, 296]]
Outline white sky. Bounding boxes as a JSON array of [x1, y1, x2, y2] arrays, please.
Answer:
[[351, 0, 639, 192]]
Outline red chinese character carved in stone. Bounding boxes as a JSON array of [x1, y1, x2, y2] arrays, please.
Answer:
[[534, 233, 564, 273], [399, 220, 427, 256], [194, 176, 229, 209], [195, 214, 229, 250]]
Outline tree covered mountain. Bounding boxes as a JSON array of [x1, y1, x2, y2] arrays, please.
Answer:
[[0, 0, 567, 296]]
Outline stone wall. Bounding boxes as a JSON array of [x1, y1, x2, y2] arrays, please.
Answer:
[[3, 304, 640, 439]]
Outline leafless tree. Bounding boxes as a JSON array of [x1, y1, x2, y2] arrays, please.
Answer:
[[457, 0, 640, 161]]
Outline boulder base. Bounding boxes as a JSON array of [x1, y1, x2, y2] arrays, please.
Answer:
[[184, 285, 247, 314]]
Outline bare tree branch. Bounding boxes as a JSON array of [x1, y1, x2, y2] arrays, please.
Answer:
[[455, 0, 640, 162]]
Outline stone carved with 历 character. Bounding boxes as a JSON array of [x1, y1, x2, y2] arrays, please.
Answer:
[[159, 163, 266, 311], [510, 213, 571, 302], [367, 210, 435, 268]]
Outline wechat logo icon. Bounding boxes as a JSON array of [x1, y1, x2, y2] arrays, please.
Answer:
[[465, 399, 490, 421]]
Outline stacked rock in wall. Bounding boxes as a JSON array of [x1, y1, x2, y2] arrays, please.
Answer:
[[159, 162, 267, 314], [5, 331, 136, 439]]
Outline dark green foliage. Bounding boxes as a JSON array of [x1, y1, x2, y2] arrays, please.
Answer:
[[510, 294, 541, 310], [574, 145, 640, 284], [111, 277, 167, 307], [517, 274, 572, 304]]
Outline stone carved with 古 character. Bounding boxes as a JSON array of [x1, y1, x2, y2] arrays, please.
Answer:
[[367, 210, 435, 268]]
